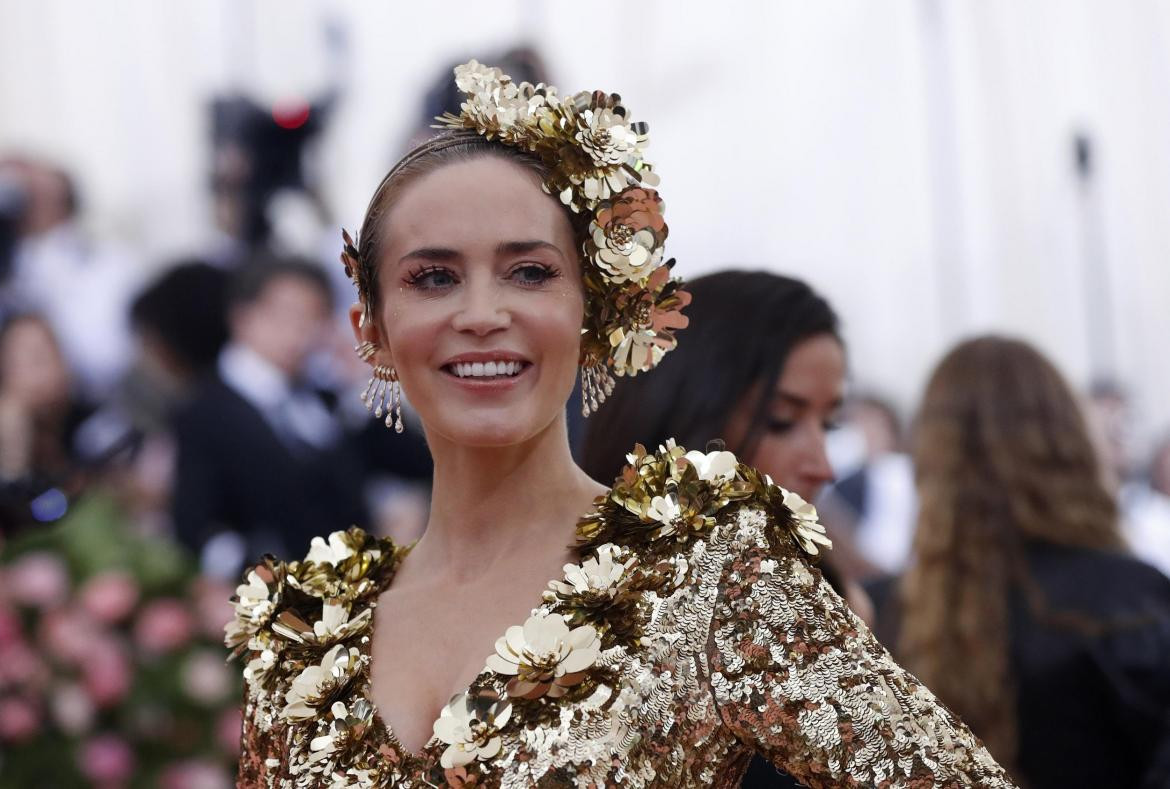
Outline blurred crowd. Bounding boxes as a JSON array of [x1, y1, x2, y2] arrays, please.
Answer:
[[0, 46, 1168, 788]]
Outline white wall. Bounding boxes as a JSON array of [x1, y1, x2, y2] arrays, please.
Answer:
[[2, 0, 1168, 440]]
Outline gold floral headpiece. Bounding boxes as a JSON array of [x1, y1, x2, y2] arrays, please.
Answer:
[[340, 60, 690, 415]]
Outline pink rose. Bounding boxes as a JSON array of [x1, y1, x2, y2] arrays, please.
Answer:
[[0, 638, 50, 688], [191, 578, 234, 640], [159, 759, 233, 789], [39, 606, 102, 665], [39, 604, 102, 664], [82, 638, 132, 708], [80, 572, 139, 624], [5, 552, 69, 608], [78, 734, 136, 784], [134, 598, 194, 655], [215, 708, 242, 756], [0, 603, 20, 641], [0, 696, 40, 741], [181, 650, 232, 704]]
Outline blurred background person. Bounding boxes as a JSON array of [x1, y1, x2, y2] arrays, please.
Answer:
[[819, 393, 916, 580], [0, 313, 89, 533], [0, 156, 141, 401], [170, 255, 366, 580], [876, 336, 1170, 788], [582, 269, 873, 789], [1120, 432, 1170, 578]]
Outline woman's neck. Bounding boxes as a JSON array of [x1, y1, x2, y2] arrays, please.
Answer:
[[411, 416, 604, 579]]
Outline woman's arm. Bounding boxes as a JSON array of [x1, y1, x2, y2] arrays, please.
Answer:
[[236, 682, 291, 788], [706, 509, 1016, 788]]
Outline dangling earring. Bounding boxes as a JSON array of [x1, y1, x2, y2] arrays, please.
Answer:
[[356, 342, 405, 433], [580, 364, 615, 417]]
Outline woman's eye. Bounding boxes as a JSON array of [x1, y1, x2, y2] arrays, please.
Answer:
[[767, 419, 795, 435], [511, 263, 557, 286], [407, 267, 457, 289]]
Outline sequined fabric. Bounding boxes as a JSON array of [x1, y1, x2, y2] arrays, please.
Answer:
[[231, 445, 1014, 787]]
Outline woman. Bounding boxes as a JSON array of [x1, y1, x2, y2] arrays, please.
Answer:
[[582, 271, 871, 789], [0, 313, 88, 531], [882, 336, 1170, 787], [227, 61, 1012, 787]]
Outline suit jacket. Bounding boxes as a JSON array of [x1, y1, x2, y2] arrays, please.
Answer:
[[172, 375, 367, 567]]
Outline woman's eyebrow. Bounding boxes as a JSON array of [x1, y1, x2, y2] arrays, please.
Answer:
[[399, 247, 461, 264], [496, 240, 564, 259]]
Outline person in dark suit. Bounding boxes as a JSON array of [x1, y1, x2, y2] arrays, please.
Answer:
[[172, 258, 366, 579], [873, 336, 1170, 788]]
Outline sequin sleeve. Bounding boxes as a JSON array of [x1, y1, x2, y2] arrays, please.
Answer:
[[706, 509, 1016, 787], [237, 679, 291, 788]]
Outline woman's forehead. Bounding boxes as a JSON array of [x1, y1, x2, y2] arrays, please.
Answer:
[[383, 158, 570, 252]]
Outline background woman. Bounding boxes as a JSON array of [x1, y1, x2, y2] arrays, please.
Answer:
[[882, 336, 1170, 787]]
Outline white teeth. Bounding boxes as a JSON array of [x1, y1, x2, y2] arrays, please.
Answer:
[[449, 361, 524, 378]]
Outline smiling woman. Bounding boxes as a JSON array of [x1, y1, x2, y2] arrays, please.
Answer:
[[226, 61, 1016, 788]]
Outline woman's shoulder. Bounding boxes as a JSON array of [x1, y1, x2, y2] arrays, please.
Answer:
[[575, 440, 832, 568], [1025, 541, 1170, 615], [223, 527, 406, 672]]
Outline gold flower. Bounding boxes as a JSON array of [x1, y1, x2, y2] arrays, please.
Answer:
[[574, 93, 646, 169], [781, 487, 833, 556], [602, 266, 691, 377], [683, 449, 739, 484], [588, 187, 667, 284], [433, 692, 512, 769], [270, 600, 372, 647], [289, 527, 397, 603], [282, 645, 364, 721], [484, 612, 601, 699], [224, 563, 282, 658], [308, 698, 375, 764], [547, 543, 635, 602], [453, 59, 506, 95]]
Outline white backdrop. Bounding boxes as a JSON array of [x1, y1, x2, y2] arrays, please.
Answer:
[[2, 0, 1169, 441]]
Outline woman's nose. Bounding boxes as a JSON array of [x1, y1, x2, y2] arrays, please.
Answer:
[[450, 277, 511, 336], [803, 427, 835, 487]]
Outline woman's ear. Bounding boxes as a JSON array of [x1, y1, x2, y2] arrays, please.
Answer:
[[348, 302, 395, 369]]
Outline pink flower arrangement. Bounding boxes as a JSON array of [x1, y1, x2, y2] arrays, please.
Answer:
[[134, 598, 195, 655], [0, 696, 41, 742], [80, 571, 140, 623], [82, 637, 132, 708], [79, 733, 136, 784], [6, 552, 69, 608], [1, 512, 242, 785]]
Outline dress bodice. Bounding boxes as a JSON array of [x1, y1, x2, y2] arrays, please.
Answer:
[[228, 442, 1014, 787]]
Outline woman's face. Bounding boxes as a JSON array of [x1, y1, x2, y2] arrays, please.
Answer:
[[356, 156, 584, 448], [734, 333, 845, 501]]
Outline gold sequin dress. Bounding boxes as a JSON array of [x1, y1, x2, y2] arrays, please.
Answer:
[[228, 443, 1014, 787]]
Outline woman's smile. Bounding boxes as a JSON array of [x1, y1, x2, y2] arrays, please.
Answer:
[[439, 350, 534, 392]]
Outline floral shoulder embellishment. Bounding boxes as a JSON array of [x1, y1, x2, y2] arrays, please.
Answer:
[[576, 441, 832, 559], [224, 527, 404, 662]]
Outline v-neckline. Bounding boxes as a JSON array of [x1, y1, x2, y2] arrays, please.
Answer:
[[363, 539, 579, 765]]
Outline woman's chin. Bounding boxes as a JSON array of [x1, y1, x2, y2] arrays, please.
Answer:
[[429, 412, 555, 449]]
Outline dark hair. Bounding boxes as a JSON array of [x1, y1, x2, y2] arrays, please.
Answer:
[[130, 260, 230, 374], [226, 253, 333, 312], [581, 270, 841, 482], [352, 130, 590, 319]]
